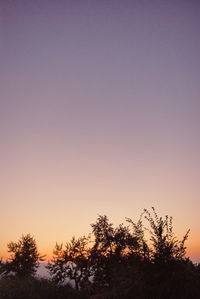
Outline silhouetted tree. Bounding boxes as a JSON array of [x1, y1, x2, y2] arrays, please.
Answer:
[[90, 215, 139, 291], [123, 208, 193, 299], [47, 236, 91, 291], [143, 207, 190, 263], [90, 215, 115, 290], [1, 208, 199, 298], [92, 209, 191, 298], [1, 234, 44, 277]]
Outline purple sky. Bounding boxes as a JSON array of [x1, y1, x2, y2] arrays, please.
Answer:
[[0, 0, 200, 260]]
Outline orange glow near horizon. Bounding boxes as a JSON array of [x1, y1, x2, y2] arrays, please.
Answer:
[[1, 212, 199, 263], [1, 239, 199, 263], [1, 0, 200, 266]]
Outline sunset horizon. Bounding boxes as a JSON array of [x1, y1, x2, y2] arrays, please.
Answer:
[[1, 2, 200, 296]]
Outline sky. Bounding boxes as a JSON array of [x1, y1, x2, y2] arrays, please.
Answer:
[[0, 0, 200, 261]]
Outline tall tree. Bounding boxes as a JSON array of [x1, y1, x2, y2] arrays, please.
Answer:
[[143, 207, 190, 263], [2, 234, 44, 277], [90, 215, 139, 290]]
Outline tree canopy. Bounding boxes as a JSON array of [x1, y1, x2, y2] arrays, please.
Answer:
[[1, 208, 200, 299], [1, 234, 44, 277]]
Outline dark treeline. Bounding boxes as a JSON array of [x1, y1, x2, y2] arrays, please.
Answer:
[[1, 208, 200, 299]]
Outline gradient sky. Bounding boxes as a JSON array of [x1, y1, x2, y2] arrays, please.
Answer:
[[0, 0, 200, 261]]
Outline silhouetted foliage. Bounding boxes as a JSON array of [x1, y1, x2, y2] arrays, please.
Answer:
[[1, 234, 44, 278], [47, 236, 91, 291], [90, 215, 140, 291], [1, 208, 200, 299], [126, 212, 150, 259], [143, 207, 190, 263]]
